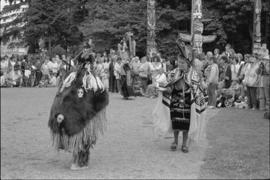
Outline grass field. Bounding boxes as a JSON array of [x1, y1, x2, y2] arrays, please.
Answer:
[[199, 108, 270, 179]]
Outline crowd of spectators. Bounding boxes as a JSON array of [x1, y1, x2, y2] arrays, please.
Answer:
[[1, 43, 269, 112], [200, 44, 269, 111], [0, 54, 75, 88]]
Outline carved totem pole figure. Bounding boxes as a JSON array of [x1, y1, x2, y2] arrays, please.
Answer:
[[253, 0, 262, 54], [178, 0, 216, 56], [147, 0, 157, 59]]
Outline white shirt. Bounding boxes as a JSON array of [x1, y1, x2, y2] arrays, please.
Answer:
[[114, 62, 122, 79], [48, 61, 59, 73]]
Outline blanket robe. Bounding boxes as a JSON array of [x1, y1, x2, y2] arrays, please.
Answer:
[[187, 67, 208, 143], [152, 67, 208, 144]]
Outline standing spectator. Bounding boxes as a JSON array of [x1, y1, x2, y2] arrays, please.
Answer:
[[224, 56, 232, 89], [34, 58, 43, 87], [8, 56, 16, 84], [214, 48, 220, 60], [61, 54, 67, 63], [206, 51, 213, 61], [95, 58, 104, 79], [114, 57, 122, 94], [130, 56, 141, 95], [206, 57, 219, 108], [120, 61, 134, 99], [55, 54, 62, 66], [242, 56, 261, 110], [258, 56, 270, 111], [1, 56, 9, 86], [130, 56, 141, 75], [0, 71, 5, 87], [23, 62, 32, 87], [149, 55, 163, 85], [238, 54, 250, 82], [109, 55, 117, 93], [102, 57, 110, 90], [223, 43, 232, 57], [50, 57, 60, 74], [166, 58, 176, 72], [6, 63, 23, 87], [138, 56, 151, 94], [231, 56, 239, 83], [40, 58, 51, 86]]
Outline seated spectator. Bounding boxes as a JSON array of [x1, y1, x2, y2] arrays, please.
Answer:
[[0, 71, 6, 87], [206, 57, 219, 108], [6, 67, 23, 87], [242, 55, 261, 110], [138, 56, 150, 94]]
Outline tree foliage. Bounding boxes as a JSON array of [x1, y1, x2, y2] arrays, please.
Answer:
[[80, 0, 269, 57], [24, 0, 86, 54], [4, 0, 269, 56], [79, 0, 147, 56]]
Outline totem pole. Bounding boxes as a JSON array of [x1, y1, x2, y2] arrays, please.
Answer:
[[147, 0, 157, 59], [178, 0, 216, 57], [253, 0, 262, 54]]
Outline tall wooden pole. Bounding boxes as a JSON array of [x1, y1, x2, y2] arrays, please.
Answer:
[[178, 0, 216, 58], [191, 0, 203, 54], [147, 0, 157, 59], [253, 0, 262, 54]]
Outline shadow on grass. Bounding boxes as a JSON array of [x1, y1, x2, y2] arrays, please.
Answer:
[[199, 108, 270, 179]]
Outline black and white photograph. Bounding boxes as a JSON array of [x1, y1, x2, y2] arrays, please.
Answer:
[[0, 0, 269, 179]]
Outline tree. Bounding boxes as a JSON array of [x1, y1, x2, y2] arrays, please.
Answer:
[[24, 0, 86, 54], [212, 0, 270, 53], [80, 0, 147, 55]]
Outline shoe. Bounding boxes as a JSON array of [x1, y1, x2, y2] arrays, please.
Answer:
[[181, 145, 189, 153], [252, 108, 256, 110], [170, 142, 178, 151], [208, 106, 215, 109], [70, 163, 89, 170]]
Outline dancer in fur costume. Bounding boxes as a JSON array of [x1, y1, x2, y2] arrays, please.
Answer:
[[48, 42, 109, 170]]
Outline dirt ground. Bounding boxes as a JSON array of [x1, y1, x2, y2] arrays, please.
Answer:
[[1, 87, 220, 179], [199, 108, 270, 179]]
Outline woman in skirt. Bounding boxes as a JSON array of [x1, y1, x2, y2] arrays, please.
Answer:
[[165, 57, 191, 153]]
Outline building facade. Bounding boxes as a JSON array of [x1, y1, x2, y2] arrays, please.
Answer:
[[0, 0, 29, 56]]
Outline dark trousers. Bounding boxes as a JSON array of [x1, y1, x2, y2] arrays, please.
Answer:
[[247, 86, 258, 108], [116, 79, 121, 94], [140, 77, 148, 94], [207, 83, 218, 106], [109, 75, 118, 93], [34, 70, 42, 86]]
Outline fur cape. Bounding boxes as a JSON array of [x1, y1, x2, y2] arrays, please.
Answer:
[[48, 66, 109, 137]]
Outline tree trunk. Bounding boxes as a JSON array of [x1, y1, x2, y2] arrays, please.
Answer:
[[265, 11, 270, 48], [48, 36, 52, 58]]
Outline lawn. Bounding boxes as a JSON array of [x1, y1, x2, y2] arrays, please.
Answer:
[[199, 108, 270, 179]]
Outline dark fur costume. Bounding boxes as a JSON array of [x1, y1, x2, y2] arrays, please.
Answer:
[[48, 53, 109, 168]]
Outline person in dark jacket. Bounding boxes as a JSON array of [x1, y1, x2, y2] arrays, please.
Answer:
[[109, 55, 118, 93], [224, 57, 232, 89]]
